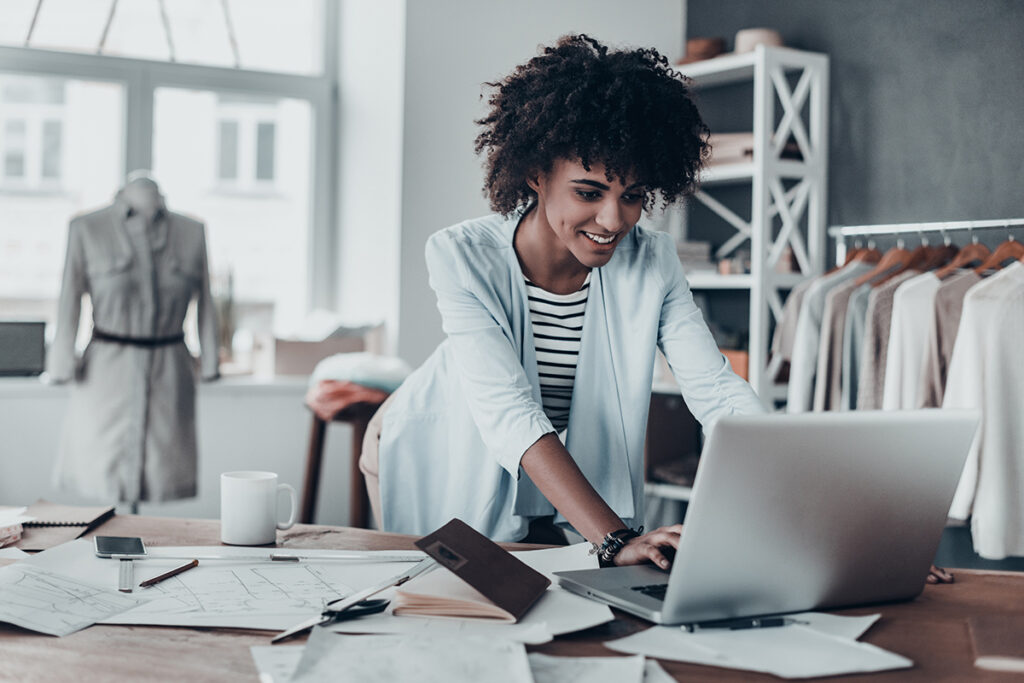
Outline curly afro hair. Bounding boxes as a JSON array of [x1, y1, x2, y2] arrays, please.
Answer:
[[475, 34, 710, 215]]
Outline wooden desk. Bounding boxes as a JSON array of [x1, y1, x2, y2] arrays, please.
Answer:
[[1, 515, 1020, 682]]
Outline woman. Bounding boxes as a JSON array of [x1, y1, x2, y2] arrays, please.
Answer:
[[361, 34, 764, 568]]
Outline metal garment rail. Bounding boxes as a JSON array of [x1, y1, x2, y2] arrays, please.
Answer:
[[828, 217, 1024, 238]]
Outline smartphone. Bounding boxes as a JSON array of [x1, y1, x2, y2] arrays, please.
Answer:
[[94, 535, 147, 558]]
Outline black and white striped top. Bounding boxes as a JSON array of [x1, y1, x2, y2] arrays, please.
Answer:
[[526, 272, 591, 432]]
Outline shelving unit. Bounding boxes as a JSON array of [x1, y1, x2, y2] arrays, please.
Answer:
[[678, 45, 830, 405]]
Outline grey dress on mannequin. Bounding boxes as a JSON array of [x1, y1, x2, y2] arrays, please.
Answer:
[[48, 175, 219, 504]]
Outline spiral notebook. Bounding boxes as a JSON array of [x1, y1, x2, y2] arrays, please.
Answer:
[[16, 500, 115, 551]]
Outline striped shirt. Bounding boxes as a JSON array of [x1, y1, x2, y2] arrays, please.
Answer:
[[526, 272, 591, 432]]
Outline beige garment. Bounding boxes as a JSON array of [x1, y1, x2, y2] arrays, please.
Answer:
[[856, 271, 917, 410], [770, 277, 815, 361], [918, 270, 981, 408], [358, 392, 397, 529], [50, 197, 219, 504], [812, 278, 862, 411]]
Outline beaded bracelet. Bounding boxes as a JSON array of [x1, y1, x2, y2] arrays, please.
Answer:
[[590, 526, 644, 567]]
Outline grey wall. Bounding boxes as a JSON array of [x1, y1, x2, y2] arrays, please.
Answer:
[[396, 0, 686, 366], [687, 0, 1024, 231]]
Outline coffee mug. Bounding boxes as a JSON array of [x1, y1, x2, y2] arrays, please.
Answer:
[[220, 471, 297, 545]]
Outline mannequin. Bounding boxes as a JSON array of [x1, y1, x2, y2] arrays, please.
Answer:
[[49, 171, 219, 508]]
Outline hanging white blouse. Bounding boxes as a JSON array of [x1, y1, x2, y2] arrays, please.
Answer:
[[882, 272, 940, 410]]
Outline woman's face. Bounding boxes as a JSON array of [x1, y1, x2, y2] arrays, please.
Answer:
[[529, 158, 645, 268]]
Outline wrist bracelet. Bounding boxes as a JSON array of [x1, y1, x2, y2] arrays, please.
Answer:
[[590, 526, 643, 567]]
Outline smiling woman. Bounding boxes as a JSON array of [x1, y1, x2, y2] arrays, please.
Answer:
[[359, 34, 765, 566]]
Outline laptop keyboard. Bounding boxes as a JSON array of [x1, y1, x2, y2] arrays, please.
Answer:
[[630, 583, 668, 601]]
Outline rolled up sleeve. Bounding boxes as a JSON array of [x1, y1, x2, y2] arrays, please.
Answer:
[[425, 232, 553, 475]]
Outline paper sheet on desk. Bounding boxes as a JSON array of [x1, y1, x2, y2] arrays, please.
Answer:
[[0, 564, 144, 636], [25, 540, 421, 630], [608, 613, 912, 679], [291, 627, 534, 683], [330, 543, 613, 643]]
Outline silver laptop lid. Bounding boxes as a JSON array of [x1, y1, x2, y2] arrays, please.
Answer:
[[660, 409, 978, 624]]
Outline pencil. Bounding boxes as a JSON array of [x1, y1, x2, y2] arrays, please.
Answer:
[[139, 559, 199, 588]]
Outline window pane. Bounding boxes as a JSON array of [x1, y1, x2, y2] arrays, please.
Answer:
[[4, 120, 26, 177], [153, 87, 312, 332], [0, 75, 123, 321], [218, 120, 238, 180], [255, 122, 275, 181], [3, 0, 325, 75], [42, 120, 63, 179]]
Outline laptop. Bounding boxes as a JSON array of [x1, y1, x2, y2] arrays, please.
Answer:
[[555, 410, 979, 626]]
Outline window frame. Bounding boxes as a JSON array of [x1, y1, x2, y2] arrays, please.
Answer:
[[0, 0, 339, 310]]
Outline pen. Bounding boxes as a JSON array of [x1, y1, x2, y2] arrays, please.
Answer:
[[684, 617, 807, 632], [140, 559, 199, 588]]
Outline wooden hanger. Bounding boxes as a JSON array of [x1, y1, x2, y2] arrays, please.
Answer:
[[974, 236, 1024, 275], [934, 240, 990, 280], [852, 243, 912, 288]]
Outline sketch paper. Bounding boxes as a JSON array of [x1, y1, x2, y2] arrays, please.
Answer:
[[643, 659, 677, 683], [0, 564, 144, 636], [291, 628, 534, 683], [607, 617, 912, 679], [26, 540, 420, 630], [528, 653, 644, 683], [250, 645, 304, 683]]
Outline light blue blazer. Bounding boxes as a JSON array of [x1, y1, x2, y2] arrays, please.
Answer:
[[379, 213, 765, 541]]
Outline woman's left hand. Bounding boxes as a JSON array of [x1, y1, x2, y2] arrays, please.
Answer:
[[612, 525, 683, 569]]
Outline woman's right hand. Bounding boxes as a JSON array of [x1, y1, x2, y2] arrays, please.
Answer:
[[612, 524, 683, 569]]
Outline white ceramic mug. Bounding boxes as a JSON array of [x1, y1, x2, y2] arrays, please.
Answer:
[[220, 471, 297, 545]]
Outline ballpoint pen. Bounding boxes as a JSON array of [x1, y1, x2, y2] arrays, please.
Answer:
[[140, 559, 200, 588], [683, 616, 809, 632]]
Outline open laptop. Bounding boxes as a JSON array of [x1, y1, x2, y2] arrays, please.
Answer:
[[555, 410, 979, 626]]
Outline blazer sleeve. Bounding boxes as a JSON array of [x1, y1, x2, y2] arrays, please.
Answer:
[[654, 233, 766, 433], [195, 223, 220, 381], [47, 219, 86, 383], [425, 231, 553, 476]]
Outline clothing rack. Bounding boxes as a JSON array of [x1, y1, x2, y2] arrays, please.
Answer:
[[828, 218, 1024, 263], [828, 217, 1024, 239]]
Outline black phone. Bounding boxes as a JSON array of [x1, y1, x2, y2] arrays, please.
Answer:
[[94, 535, 147, 558]]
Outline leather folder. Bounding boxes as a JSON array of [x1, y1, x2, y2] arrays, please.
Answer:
[[415, 518, 551, 622]]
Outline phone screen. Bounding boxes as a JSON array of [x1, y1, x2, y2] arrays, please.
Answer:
[[94, 536, 147, 557]]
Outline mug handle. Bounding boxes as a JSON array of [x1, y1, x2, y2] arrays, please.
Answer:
[[277, 483, 298, 530]]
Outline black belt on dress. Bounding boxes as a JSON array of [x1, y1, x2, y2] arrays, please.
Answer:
[[92, 328, 185, 347]]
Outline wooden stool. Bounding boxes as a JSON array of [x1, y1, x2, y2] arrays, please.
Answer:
[[300, 400, 384, 527]]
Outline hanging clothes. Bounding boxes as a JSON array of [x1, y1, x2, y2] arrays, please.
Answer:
[[944, 261, 1024, 559], [881, 272, 940, 410], [48, 195, 219, 504], [813, 277, 867, 411], [786, 261, 873, 413], [917, 270, 981, 408], [769, 277, 815, 377], [855, 271, 917, 410]]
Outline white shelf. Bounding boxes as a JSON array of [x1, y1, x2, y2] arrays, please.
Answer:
[[645, 482, 692, 502], [677, 45, 820, 89], [699, 159, 811, 186], [685, 272, 808, 290]]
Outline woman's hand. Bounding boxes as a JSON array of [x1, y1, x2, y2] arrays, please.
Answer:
[[612, 525, 683, 569], [926, 564, 954, 584]]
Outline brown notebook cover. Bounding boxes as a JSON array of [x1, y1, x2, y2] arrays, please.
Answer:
[[413, 518, 550, 622], [968, 615, 1024, 672], [17, 500, 115, 551]]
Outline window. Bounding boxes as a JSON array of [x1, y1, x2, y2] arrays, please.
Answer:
[[0, 1, 335, 356]]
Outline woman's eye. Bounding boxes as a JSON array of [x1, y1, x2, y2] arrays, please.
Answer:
[[622, 193, 644, 204], [575, 190, 601, 201]]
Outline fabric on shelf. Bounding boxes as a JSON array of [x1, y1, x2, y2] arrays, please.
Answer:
[[812, 278, 862, 411], [882, 273, 940, 410], [855, 271, 918, 411], [305, 380, 390, 422], [918, 270, 981, 408], [944, 262, 1024, 559], [786, 261, 873, 413]]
